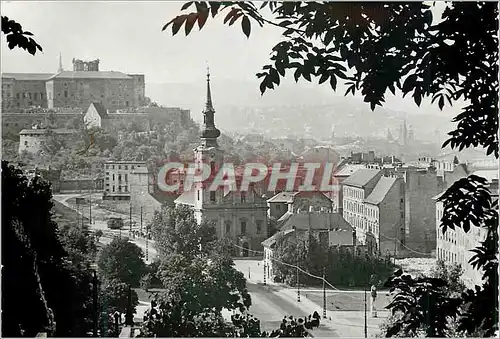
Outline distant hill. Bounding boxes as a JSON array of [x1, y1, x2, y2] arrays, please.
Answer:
[[146, 80, 456, 143]]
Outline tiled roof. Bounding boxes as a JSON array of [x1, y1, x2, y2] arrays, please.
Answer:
[[267, 191, 298, 203], [174, 189, 196, 206], [472, 169, 499, 183], [19, 128, 77, 135], [150, 192, 176, 206], [342, 168, 381, 188], [334, 164, 366, 177], [279, 212, 351, 232], [2, 73, 55, 81], [364, 177, 398, 205], [50, 71, 132, 79], [88, 102, 108, 118]]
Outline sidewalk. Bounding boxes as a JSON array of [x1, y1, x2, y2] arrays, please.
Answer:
[[276, 288, 389, 337]]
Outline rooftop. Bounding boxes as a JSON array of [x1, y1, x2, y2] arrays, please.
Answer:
[[364, 176, 398, 205], [174, 189, 196, 206], [2, 73, 55, 81], [333, 164, 366, 177], [342, 168, 382, 188], [279, 212, 352, 232], [19, 128, 77, 135], [50, 71, 132, 80], [104, 161, 148, 165]]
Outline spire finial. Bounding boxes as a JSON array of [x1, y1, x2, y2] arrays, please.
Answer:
[[205, 64, 213, 110]]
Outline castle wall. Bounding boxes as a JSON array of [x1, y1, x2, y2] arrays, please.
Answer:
[[50, 78, 137, 110]]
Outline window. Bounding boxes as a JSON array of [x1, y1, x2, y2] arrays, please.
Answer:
[[118, 186, 122, 192], [118, 165, 122, 170], [28, 92, 32, 99], [124, 186, 128, 192], [197, 190, 200, 200], [210, 191, 216, 202], [112, 174, 115, 181], [106, 165, 109, 169], [125, 174, 128, 182], [225, 222, 231, 235], [131, 166, 135, 170], [126, 101, 129, 107], [34, 93, 38, 100], [256, 220, 262, 234], [106, 172, 109, 175], [210, 161, 215, 174], [112, 165, 115, 169], [64, 90, 68, 98], [125, 165, 128, 170], [241, 221, 247, 235], [112, 185, 115, 192], [241, 192, 246, 203], [118, 174, 122, 181], [24, 141, 28, 146], [16, 93, 20, 99]]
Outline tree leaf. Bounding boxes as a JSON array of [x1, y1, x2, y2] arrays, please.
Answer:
[[172, 15, 187, 35], [228, 12, 243, 26], [438, 96, 445, 110], [241, 16, 251, 38], [329, 75, 337, 91], [181, 2, 194, 11], [210, 2, 221, 17], [185, 13, 198, 35], [198, 9, 209, 30], [318, 73, 329, 84], [224, 8, 237, 24]]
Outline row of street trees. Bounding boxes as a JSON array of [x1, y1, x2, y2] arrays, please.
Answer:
[[272, 233, 395, 287]]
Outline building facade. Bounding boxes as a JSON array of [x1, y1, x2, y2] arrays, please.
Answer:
[[267, 191, 333, 221], [174, 71, 268, 256], [18, 126, 78, 154], [103, 161, 147, 200], [2, 57, 145, 111], [342, 168, 383, 245]]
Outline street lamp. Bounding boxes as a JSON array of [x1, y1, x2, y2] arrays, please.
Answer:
[[90, 263, 99, 337], [322, 267, 327, 319], [364, 288, 367, 338]]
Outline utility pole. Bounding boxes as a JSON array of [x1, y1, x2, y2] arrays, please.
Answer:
[[364, 288, 368, 338], [145, 234, 149, 262], [89, 191, 92, 225], [263, 263, 267, 286], [296, 230, 300, 303], [322, 267, 326, 319], [140, 206, 143, 235], [129, 204, 132, 238]]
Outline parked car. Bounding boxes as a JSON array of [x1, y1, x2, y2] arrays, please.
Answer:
[[107, 217, 124, 230]]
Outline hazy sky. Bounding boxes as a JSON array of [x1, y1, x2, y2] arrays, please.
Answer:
[[1, 1, 457, 116]]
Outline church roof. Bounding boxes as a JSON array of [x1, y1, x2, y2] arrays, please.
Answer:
[[2, 73, 55, 81], [50, 71, 132, 79], [88, 102, 108, 118], [175, 189, 196, 206]]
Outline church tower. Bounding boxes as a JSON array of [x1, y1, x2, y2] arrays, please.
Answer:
[[193, 68, 224, 221]]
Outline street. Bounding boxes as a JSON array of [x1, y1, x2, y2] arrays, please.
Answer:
[[233, 259, 389, 337], [53, 193, 388, 336], [53, 193, 158, 263]]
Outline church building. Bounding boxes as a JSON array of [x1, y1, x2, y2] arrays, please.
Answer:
[[175, 70, 269, 256]]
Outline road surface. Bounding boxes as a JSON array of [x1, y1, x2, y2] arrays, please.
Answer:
[[233, 259, 389, 337], [53, 193, 158, 263]]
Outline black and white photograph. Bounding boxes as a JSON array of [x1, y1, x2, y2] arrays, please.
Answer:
[[1, 1, 498, 337]]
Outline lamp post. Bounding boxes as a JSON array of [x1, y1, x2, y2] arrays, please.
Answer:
[[263, 263, 267, 286], [129, 204, 132, 238], [125, 285, 133, 326], [140, 206, 143, 235], [364, 288, 368, 338], [322, 267, 327, 319], [91, 264, 99, 337], [296, 229, 300, 303]]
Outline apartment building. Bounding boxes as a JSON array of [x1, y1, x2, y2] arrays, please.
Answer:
[[435, 166, 498, 288], [103, 161, 147, 200], [342, 168, 383, 245]]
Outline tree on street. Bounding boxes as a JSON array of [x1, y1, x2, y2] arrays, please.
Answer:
[[97, 237, 147, 287], [164, 2, 498, 336]]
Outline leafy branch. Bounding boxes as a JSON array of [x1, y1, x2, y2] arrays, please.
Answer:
[[1, 16, 43, 55]]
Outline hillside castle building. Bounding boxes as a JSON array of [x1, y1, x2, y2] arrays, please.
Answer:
[[1, 56, 145, 111]]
